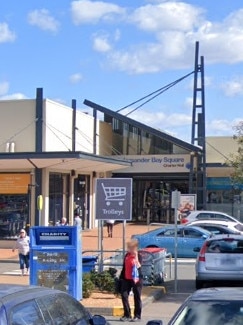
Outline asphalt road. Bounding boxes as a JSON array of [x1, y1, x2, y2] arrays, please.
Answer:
[[0, 260, 196, 325]]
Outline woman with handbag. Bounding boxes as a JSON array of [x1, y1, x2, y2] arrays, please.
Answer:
[[12, 229, 30, 276], [119, 240, 143, 322]]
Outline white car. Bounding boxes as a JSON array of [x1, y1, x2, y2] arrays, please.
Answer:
[[186, 219, 243, 234], [180, 210, 240, 224]]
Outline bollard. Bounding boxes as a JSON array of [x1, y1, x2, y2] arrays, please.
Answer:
[[151, 262, 154, 286]]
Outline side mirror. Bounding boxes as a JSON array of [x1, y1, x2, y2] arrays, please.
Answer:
[[146, 321, 163, 325], [202, 234, 208, 239], [92, 315, 106, 325], [193, 247, 200, 252]]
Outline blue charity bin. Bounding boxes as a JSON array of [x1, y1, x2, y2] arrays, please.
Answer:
[[29, 226, 82, 300], [82, 255, 98, 273]]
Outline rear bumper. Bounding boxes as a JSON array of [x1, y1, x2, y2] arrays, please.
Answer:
[[197, 271, 243, 281]]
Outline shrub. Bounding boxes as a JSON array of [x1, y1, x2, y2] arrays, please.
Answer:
[[90, 268, 117, 293], [83, 273, 95, 298]]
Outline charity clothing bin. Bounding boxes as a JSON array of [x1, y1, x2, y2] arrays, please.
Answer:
[[139, 247, 167, 285], [82, 255, 98, 273]]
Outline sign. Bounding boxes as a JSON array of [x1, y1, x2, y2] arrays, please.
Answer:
[[171, 190, 181, 209], [115, 154, 191, 173], [36, 252, 69, 264], [178, 194, 197, 219], [37, 270, 68, 292], [0, 173, 30, 194], [96, 178, 132, 220], [207, 177, 243, 191]]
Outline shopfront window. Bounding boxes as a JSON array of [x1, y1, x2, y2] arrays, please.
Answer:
[[133, 179, 189, 223], [49, 173, 69, 226], [0, 194, 28, 238]]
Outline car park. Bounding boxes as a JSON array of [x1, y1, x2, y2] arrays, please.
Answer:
[[0, 284, 107, 325], [180, 210, 240, 224], [146, 287, 243, 325], [132, 226, 210, 258], [194, 234, 243, 289], [186, 220, 243, 235]]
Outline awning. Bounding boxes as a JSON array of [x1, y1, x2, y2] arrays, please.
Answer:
[[0, 151, 131, 173]]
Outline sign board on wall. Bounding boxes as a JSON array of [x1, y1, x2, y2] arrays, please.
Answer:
[[115, 155, 191, 173], [0, 173, 30, 194], [178, 194, 197, 219], [96, 178, 132, 220]]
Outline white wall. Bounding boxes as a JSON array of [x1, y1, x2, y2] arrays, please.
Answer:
[[0, 99, 36, 152]]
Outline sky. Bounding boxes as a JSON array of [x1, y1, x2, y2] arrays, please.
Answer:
[[0, 0, 243, 143]]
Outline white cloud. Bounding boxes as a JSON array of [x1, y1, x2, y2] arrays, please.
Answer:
[[207, 118, 243, 135], [92, 34, 112, 53], [221, 77, 243, 97], [71, 0, 125, 25], [0, 93, 27, 100], [69, 73, 83, 84], [0, 81, 9, 96], [0, 23, 16, 43], [28, 9, 60, 33]]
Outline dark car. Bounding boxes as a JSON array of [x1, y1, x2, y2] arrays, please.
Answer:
[[147, 287, 243, 325], [0, 284, 106, 325]]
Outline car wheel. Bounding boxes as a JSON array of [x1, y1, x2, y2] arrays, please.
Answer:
[[195, 279, 204, 290]]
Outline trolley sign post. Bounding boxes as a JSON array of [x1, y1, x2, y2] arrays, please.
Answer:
[[96, 178, 133, 269]]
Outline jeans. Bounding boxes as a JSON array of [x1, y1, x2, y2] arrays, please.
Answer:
[[19, 253, 29, 270], [121, 279, 143, 318]]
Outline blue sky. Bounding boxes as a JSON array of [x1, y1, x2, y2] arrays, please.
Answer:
[[0, 0, 243, 142]]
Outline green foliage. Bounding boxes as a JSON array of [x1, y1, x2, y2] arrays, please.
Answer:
[[90, 268, 117, 293], [229, 121, 243, 184], [82, 273, 95, 298]]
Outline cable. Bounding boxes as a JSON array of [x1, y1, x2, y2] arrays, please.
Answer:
[[116, 71, 194, 115], [0, 119, 38, 148], [44, 122, 71, 151], [125, 71, 194, 116], [206, 140, 232, 163]]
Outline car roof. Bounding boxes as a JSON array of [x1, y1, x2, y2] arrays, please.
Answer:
[[140, 225, 211, 236], [188, 220, 238, 226], [189, 210, 231, 216], [190, 287, 243, 301], [205, 234, 243, 241], [0, 284, 61, 300]]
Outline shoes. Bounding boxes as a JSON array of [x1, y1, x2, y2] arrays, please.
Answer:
[[130, 317, 141, 322], [120, 316, 132, 322]]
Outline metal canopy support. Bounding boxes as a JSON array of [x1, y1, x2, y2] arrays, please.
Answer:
[[72, 99, 77, 152], [191, 42, 207, 209]]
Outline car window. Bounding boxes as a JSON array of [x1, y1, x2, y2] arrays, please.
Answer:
[[214, 213, 230, 221], [196, 213, 214, 220], [184, 229, 202, 238], [206, 239, 243, 253], [159, 229, 181, 237], [201, 226, 227, 235], [173, 300, 243, 325], [37, 294, 89, 325], [10, 299, 46, 325]]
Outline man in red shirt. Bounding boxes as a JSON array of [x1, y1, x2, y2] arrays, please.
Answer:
[[120, 240, 143, 322]]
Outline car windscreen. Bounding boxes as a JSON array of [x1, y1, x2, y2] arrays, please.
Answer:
[[206, 238, 243, 253], [173, 300, 243, 325]]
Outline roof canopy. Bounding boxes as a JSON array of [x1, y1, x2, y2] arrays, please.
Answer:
[[0, 151, 131, 172]]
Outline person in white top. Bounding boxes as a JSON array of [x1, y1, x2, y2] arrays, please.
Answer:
[[106, 219, 115, 238], [13, 229, 30, 276]]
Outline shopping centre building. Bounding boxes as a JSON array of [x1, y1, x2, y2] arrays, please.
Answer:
[[0, 88, 241, 236]]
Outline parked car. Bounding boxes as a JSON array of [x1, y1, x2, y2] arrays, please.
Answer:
[[180, 210, 240, 224], [194, 234, 243, 289], [186, 220, 243, 235], [132, 226, 211, 258], [0, 284, 107, 325], [146, 287, 243, 325]]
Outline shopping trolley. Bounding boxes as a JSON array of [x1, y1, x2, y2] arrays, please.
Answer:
[[102, 183, 126, 206]]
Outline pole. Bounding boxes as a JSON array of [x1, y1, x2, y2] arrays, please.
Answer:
[[100, 220, 104, 272], [123, 220, 126, 258], [174, 208, 178, 293]]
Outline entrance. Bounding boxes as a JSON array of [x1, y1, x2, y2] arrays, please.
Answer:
[[133, 177, 189, 223], [74, 175, 90, 229]]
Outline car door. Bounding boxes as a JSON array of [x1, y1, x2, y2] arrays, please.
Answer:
[[156, 228, 183, 256], [182, 227, 207, 257], [37, 293, 90, 325]]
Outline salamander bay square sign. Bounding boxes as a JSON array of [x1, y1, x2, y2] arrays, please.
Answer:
[[115, 154, 191, 173], [95, 178, 132, 220]]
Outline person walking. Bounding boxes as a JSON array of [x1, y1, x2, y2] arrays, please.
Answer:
[[13, 229, 30, 276], [106, 219, 115, 238], [120, 240, 143, 322], [74, 212, 82, 227]]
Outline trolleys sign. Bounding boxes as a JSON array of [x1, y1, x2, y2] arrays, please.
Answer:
[[95, 178, 132, 221]]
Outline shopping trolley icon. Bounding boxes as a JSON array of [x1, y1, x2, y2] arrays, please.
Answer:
[[102, 183, 126, 206]]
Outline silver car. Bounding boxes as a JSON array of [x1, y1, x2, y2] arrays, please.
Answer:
[[181, 210, 240, 224], [194, 234, 243, 289]]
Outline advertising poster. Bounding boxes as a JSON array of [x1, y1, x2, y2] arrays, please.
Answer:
[[178, 194, 197, 219]]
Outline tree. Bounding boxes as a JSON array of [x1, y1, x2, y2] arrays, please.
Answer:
[[230, 121, 243, 184]]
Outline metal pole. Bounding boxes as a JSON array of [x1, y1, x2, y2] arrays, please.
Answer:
[[123, 220, 126, 258], [174, 208, 178, 293], [100, 220, 104, 272]]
